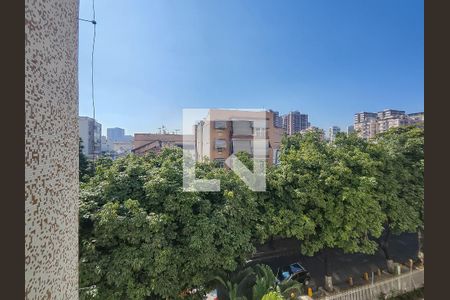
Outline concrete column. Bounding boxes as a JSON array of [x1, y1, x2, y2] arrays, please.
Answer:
[[25, 0, 79, 299], [324, 275, 334, 292], [387, 259, 395, 274]]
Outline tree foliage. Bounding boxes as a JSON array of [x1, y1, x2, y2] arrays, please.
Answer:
[[80, 148, 258, 299], [262, 131, 385, 258], [79, 125, 424, 298], [79, 137, 94, 182], [372, 126, 424, 258], [210, 263, 304, 300]]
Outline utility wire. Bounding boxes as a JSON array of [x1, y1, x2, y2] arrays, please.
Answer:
[[91, 0, 97, 163], [79, 0, 97, 164]]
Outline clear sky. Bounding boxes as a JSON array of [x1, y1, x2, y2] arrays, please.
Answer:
[[78, 0, 424, 136]]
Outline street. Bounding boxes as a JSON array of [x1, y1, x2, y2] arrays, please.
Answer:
[[248, 232, 419, 290]]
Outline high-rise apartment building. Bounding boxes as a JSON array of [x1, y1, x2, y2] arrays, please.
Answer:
[[107, 127, 125, 142], [353, 112, 378, 139], [282, 111, 309, 135], [354, 109, 424, 139], [328, 126, 341, 142], [269, 110, 283, 128], [408, 112, 425, 128], [194, 109, 284, 166], [79, 116, 102, 158], [347, 125, 355, 134]]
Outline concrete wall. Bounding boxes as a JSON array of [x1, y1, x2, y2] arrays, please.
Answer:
[[25, 0, 79, 298]]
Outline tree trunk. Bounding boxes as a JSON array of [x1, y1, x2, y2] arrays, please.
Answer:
[[386, 259, 395, 274], [417, 228, 424, 265], [269, 236, 276, 250], [381, 243, 390, 260], [324, 276, 333, 293], [324, 249, 331, 277], [323, 249, 333, 292], [379, 226, 391, 260]]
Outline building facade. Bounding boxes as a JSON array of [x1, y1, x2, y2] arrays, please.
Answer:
[[269, 110, 283, 128], [282, 111, 310, 135], [408, 112, 425, 127], [347, 125, 355, 134], [79, 116, 102, 158], [101, 135, 111, 153], [328, 126, 341, 142], [354, 109, 424, 139], [132, 133, 192, 155], [194, 109, 283, 166], [107, 127, 125, 142]]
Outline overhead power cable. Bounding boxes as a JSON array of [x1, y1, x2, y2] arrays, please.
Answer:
[[79, 0, 98, 164]]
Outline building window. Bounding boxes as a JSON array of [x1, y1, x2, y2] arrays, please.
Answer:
[[215, 139, 227, 150], [254, 127, 266, 137], [232, 121, 252, 135], [214, 121, 227, 129], [273, 149, 281, 165], [232, 139, 252, 154]]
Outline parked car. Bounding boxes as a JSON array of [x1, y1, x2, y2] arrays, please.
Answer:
[[276, 262, 311, 285]]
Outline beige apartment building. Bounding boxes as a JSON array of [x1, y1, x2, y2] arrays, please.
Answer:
[[194, 109, 284, 166], [354, 109, 424, 139]]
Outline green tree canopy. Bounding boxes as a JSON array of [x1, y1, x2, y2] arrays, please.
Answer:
[[80, 147, 259, 299], [79, 137, 94, 182], [371, 126, 424, 259], [266, 131, 386, 276], [79, 125, 424, 298]]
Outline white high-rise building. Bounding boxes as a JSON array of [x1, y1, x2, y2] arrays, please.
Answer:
[[353, 109, 424, 139], [328, 126, 341, 142]]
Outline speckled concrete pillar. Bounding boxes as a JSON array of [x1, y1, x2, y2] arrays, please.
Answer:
[[25, 0, 79, 298]]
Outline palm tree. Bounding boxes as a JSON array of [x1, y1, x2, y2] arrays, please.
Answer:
[[212, 267, 256, 300], [261, 291, 284, 300], [252, 265, 277, 300], [211, 264, 280, 300], [277, 280, 304, 300]]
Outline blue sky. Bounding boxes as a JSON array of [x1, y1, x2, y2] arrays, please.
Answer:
[[78, 0, 424, 135]]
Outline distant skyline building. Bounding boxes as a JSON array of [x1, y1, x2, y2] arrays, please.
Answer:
[[408, 112, 425, 125], [299, 126, 325, 140], [347, 125, 355, 134], [282, 111, 310, 135], [79, 116, 102, 158], [101, 135, 110, 153], [107, 127, 125, 142], [353, 112, 378, 139], [269, 110, 283, 128], [354, 109, 424, 139], [328, 126, 341, 142]]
